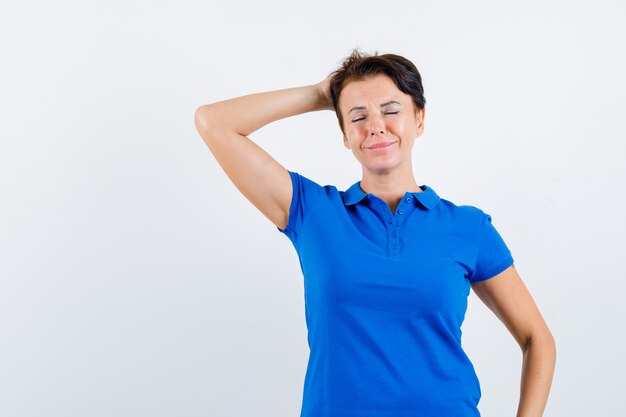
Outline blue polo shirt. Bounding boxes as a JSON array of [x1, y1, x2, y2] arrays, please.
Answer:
[[276, 170, 514, 417]]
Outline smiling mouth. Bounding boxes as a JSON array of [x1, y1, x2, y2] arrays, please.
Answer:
[[367, 141, 396, 150]]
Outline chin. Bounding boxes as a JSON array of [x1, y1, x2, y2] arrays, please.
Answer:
[[363, 161, 402, 175]]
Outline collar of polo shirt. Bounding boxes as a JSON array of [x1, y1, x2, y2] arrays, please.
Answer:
[[341, 181, 441, 210]]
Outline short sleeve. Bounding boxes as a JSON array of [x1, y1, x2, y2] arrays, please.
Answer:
[[276, 170, 325, 244], [469, 212, 515, 283]]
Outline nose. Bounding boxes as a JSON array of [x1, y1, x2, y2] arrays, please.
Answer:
[[368, 114, 385, 136]]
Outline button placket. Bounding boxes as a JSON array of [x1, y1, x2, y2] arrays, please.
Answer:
[[374, 194, 414, 257], [389, 194, 413, 255], [382, 201, 397, 256]]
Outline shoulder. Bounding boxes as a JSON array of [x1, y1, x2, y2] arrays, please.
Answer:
[[277, 170, 341, 239], [287, 170, 340, 198], [432, 193, 488, 227]]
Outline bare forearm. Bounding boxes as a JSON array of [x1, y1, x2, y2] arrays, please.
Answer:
[[516, 334, 557, 417], [196, 84, 327, 137]]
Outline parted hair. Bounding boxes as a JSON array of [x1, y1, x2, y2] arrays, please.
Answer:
[[328, 49, 426, 132]]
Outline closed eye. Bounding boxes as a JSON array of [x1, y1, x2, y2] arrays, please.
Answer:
[[351, 111, 399, 123]]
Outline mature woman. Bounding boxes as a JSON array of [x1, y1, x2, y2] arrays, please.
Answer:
[[194, 50, 556, 417]]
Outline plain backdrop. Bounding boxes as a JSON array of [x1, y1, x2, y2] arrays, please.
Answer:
[[1, 1, 625, 416]]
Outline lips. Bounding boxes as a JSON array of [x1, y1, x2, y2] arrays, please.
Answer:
[[367, 141, 396, 150]]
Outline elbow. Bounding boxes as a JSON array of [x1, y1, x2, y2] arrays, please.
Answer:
[[538, 329, 556, 355], [194, 104, 221, 141], [523, 327, 557, 358], [194, 105, 213, 130]]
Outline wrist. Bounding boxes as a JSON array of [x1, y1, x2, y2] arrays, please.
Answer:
[[313, 81, 333, 111]]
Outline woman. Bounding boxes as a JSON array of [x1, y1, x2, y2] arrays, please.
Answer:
[[194, 50, 556, 417]]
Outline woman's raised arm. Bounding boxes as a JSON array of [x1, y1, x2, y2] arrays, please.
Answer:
[[194, 77, 333, 230]]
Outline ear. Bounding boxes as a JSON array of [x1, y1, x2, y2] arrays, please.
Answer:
[[415, 108, 426, 137], [339, 121, 351, 150]]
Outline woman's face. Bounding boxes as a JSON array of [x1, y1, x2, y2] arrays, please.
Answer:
[[339, 74, 425, 175]]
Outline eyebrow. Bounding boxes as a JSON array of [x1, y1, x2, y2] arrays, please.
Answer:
[[349, 100, 401, 114]]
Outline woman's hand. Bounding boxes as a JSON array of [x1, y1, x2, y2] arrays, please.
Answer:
[[315, 74, 335, 111]]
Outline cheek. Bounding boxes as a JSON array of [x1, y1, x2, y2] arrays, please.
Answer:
[[391, 118, 407, 131], [345, 128, 364, 145]]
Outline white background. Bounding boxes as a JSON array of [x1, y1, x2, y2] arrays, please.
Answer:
[[1, 1, 625, 416]]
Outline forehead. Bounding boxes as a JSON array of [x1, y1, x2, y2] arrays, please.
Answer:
[[340, 74, 405, 106]]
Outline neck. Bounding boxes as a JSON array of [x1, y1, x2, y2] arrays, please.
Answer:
[[359, 164, 422, 213], [360, 163, 421, 195]]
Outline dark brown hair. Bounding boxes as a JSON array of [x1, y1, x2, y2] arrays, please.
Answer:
[[328, 49, 426, 132]]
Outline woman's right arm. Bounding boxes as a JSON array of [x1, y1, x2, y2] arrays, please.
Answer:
[[194, 78, 333, 230]]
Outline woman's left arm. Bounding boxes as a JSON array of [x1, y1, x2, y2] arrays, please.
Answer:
[[471, 264, 557, 417]]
